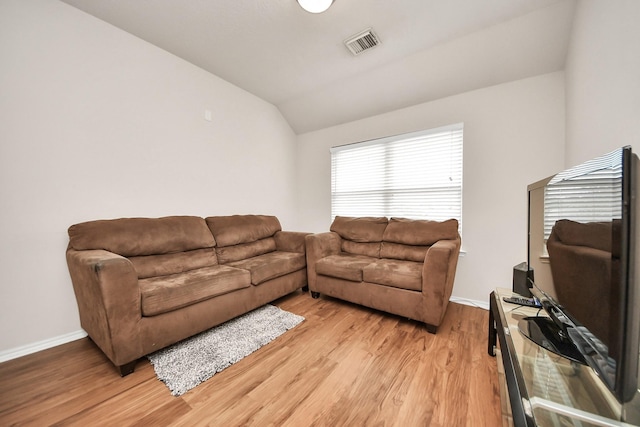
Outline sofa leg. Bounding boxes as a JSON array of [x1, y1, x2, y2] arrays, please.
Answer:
[[117, 360, 137, 377], [301, 285, 309, 292], [425, 324, 437, 334], [311, 292, 320, 299]]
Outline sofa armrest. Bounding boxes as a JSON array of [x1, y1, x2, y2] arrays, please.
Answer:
[[421, 236, 462, 326], [274, 231, 311, 254], [304, 232, 342, 290], [66, 248, 142, 366]]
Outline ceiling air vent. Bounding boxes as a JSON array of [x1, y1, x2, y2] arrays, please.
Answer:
[[344, 28, 380, 56]]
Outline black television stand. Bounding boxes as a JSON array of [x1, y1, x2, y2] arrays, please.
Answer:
[[488, 288, 625, 426], [518, 316, 587, 365]]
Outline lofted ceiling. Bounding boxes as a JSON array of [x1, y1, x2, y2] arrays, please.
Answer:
[[60, 0, 576, 134]]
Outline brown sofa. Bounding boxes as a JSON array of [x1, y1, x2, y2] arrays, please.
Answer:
[[305, 216, 461, 333], [66, 214, 308, 375]]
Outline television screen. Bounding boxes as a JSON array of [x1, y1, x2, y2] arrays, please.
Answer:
[[525, 146, 639, 404]]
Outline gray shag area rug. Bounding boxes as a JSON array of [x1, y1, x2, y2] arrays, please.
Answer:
[[148, 304, 304, 396]]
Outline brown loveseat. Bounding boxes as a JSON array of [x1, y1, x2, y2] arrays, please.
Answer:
[[547, 219, 619, 351], [66, 214, 308, 375], [305, 216, 461, 333]]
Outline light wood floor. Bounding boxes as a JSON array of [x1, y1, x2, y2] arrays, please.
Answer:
[[0, 291, 501, 426]]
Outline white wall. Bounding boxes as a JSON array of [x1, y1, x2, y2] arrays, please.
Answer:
[[295, 73, 566, 304], [9, 0, 638, 359], [565, 0, 640, 166], [564, 2, 640, 417], [0, 0, 297, 355]]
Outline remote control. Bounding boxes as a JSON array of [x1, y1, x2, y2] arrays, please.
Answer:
[[502, 296, 542, 308]]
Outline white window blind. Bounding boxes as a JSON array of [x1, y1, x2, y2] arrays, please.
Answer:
[[330, 123, 463, 230], [543, 149, 622, 239]]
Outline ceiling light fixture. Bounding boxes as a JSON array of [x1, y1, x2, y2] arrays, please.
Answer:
[[297, 0, 334, 14]]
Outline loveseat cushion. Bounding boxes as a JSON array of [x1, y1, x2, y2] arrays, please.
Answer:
[[227, 251, 306, 285], [330, 216, 388, 243], [551, 219, 612, 253], [205, 215, 281, 247], [379, 242, 429, 262], [68, 216, 215, 256], [363, 259, 423, 291], [315, 254, 376, 282], [129, 248, 218, 279], [341, 240, 382, 258], [383, 218, 458, 246], [139, 265, 250, 316]]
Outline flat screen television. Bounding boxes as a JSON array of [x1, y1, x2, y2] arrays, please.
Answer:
[[523, 146, 639, 404]]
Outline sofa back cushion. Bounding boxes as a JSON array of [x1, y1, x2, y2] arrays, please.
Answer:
[[129, 248, 218, 279], [68, 216, 216, 256], [379, 242, 429, 262], [330, 216, 388, 243], [341, 241, 382, 258], [206, 215, 281, 263], [382, 218, 459, 246], [215, 238, 278, 264], [206, 215, 281, 246]]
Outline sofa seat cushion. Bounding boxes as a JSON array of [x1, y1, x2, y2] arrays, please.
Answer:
[[228, 251, 306, 285], [139, 265, 251, 316], [315, 254, 376, 282], [363, 259, 423, 291]]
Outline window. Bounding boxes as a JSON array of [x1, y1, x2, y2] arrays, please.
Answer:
[[330, 123, 463, 230], [543, 149, 622, 240]]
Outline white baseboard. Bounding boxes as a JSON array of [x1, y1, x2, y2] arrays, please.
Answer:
[[0, 330, 88, 364], [450, 296, 489, 311]]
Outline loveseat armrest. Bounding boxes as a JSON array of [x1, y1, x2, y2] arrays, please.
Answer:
[[421, 236, 462, 327], [66, 248, 142, 368], [305, 232, 342, 290], [274, 231, 311, 254]]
